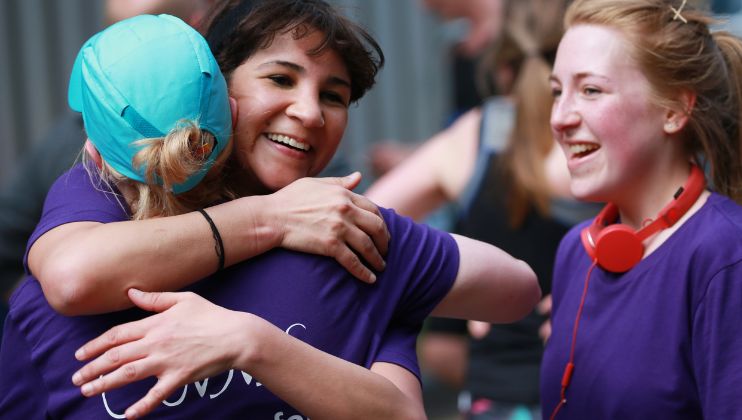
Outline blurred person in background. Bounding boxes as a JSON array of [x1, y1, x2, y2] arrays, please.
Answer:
[[370, 0, 505, 181], [366, 1, 600, 418]]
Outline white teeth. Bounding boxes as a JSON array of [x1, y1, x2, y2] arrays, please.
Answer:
[[266, 133, 310, 151], [569, 143, 599, 156]]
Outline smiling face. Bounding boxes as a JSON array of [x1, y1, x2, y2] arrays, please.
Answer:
[[549, 24, 672, 206], [228, 28, 351, 193]]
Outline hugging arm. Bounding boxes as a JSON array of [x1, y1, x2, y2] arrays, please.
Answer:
[[71, 228, 537, 419], [72, 290, 425, 420], [29, 173, 389, 316], [366, 108, 540, 324], [431, 233, 541, 323]]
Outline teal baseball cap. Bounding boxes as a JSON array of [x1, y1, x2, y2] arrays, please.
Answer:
[[68, 14, 232, 193]]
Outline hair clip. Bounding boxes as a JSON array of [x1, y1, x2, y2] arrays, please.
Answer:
[[670, 0, 688, 23], [193, 140, 214, 160]]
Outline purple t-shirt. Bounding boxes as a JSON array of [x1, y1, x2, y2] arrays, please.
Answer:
[[0, 164, 459, 419], [541, 193, 742, 419]]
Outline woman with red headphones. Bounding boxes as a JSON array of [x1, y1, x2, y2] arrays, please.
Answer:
[[541, 0, 742, 418]]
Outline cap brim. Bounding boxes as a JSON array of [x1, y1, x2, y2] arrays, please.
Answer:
[[68, 33, 101, 112]]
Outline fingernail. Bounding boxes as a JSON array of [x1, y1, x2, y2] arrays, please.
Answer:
[[126, 408, 138, 419], [129, 288, 142, 297], [75, 348, 85, 360], [72, 372, 81, 385], [81, 383, 92, 396]]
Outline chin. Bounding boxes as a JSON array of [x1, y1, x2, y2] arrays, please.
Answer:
[[569, 180, 601, 203]]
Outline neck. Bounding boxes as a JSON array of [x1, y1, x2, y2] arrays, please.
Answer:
[[614, 159, 694, 230], [619, 163, 706, 243]]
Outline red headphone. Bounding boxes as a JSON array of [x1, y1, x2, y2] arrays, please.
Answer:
[[580, 165, 705, 273]]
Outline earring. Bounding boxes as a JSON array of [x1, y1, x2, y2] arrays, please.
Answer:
[[665, 121, 678, 131]]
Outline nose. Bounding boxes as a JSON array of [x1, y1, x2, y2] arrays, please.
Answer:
[[286, 91, 325, 128], [550, 95, 581, 134]]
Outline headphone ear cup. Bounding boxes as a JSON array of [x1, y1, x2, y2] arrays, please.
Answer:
[[594, 224, 644, 273]]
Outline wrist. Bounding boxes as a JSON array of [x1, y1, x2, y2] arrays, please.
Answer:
[[231, 312, 275, 371], [247, 194, 284, 250], [217, 196, 282, 263]]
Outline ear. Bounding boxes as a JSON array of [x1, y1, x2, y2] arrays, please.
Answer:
[[84, 139, 103, 170], [229, 96, 238, 129], [663, 91, 696, 135]]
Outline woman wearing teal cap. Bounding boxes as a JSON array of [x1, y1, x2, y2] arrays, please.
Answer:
[[4, 1, 539, 419], [68, 13, 234, 216]]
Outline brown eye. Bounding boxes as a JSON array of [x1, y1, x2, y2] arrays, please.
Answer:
[[321, 91, 348, 107], [583, 86, 601, 95], [268, 75, 293, 87]]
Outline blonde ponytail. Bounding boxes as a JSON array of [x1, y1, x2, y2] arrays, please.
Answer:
[[94, 122, 234, 220]]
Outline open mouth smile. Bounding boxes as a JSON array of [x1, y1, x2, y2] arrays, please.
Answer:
[[568, 142, 599, 159], [266, 133, 311, 152]]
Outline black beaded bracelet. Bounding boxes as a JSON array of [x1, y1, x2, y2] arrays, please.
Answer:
[[197, 209, 225, 272]]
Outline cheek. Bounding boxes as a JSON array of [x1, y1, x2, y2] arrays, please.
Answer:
[[327, 113, 347, 146], [325, 111, 347, 148], [235, 94, 273, 130], [309, 113, 347, 175], [594, 100, 664, 166]]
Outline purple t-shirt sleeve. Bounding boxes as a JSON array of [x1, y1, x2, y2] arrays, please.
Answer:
[[372, 208, 460, 379], [373, 323, 421, 379], [381, 207, 459, 324], [692, 259, 742, 418], [23, 164, 130, 274]]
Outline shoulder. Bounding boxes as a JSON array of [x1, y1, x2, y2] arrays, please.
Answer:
[[556, 219, 593, 262], [666, 194, 742, 301], [550, 219, 593, 298], [377, 207, 459, 304], [682, 193, 742, 266], [44, 163, 128, 219], [24, 164, 130, 268], [379, 207, 457, 252], [706, 193, 742, 228]]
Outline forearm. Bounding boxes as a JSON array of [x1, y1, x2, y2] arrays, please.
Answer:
[[31, 195, 281, 315], [238, 314, 425, 420]]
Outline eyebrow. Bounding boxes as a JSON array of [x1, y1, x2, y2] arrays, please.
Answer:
[[258, 60, 351, 89], [550, 71, 611, 83]]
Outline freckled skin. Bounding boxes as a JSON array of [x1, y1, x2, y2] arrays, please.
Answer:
[[550, 24, 670, 208]]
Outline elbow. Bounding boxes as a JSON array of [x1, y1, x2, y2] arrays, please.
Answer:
[[37, 258, 97, 316], [507, 260, 541, 323], [388, 400, 426, 420]]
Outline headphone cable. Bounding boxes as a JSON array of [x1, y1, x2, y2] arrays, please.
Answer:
[[549, 260, 598, 420]]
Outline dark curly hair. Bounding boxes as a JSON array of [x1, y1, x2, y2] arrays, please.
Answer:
[[202, 0, 384, 103]]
